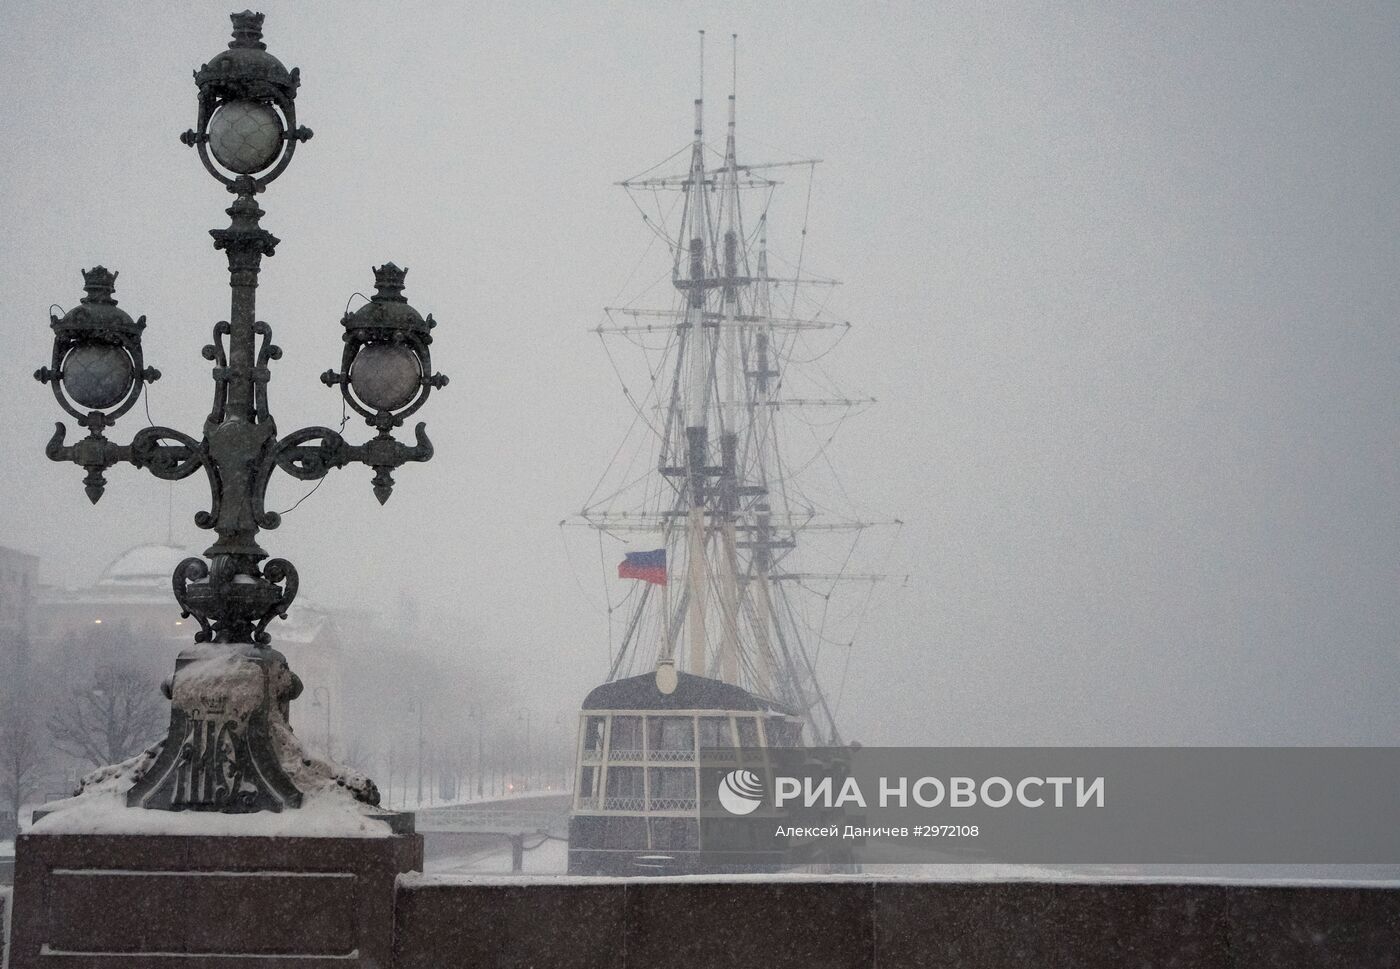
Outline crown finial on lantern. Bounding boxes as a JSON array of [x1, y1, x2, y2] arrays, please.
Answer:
[[372, 263, 408, 302], [229, 10, 267, 50], [80, 267, 119, 305]]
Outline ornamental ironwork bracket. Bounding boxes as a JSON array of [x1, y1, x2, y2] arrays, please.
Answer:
[[35, 12, 451, 815]]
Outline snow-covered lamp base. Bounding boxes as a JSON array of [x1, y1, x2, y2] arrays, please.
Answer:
[[6, 643, 420, 966], [120, 642, 379, 813]]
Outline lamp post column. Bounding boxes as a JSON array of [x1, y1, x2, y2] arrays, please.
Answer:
[[36, 11, 449, 816], [416, 701, 425, 806]]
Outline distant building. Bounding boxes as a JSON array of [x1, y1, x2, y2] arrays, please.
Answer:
[[0, 546, 38, 838], [31, 543, 345, 752], [33, 543, 191, 650], [0, 544, 39, 697]]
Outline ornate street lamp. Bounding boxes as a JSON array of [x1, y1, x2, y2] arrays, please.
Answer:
[[34, 11, 448, 813]]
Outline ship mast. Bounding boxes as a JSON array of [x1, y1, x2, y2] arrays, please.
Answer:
[[678, 31, 713, 678], [717, 34, 745, 686], [573, 33, 902, 746]]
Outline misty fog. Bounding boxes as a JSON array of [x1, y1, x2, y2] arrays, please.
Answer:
[[2, 0, 1398, 766]]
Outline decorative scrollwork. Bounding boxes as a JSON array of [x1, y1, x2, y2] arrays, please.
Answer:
[[46, 422, 125, 505], [40, 50, 441, 658], [273, 426, 350, 481], [358, 423, 434, 505], [252, 320, 281, 423], [172, 557, 214, 643], [34, 12, 461, 821], [130, 426, 206, 480], [253, 558, 298, 646], [203, 320, 231, 423], [170, 553, 299, 646], [271, 422, 434, 505]]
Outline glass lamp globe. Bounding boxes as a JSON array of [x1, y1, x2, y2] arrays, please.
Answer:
[[63, 343, 135, 409], [207, 100, 284, 174], [350, 343, 421, 411]]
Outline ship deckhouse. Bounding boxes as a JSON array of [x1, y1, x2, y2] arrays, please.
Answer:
[[568, 671, 802, 874]]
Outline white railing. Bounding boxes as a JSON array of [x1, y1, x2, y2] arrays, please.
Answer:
[[604, 795, 646, 811], [648, 797, 697, 811], [648, 748, 694, 762], [699, 749, 740, 765]]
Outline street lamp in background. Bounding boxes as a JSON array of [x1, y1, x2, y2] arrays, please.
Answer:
[[517, 711, 533, 790], [468, 709, 485, 798], [464, 707, 484, 800], [409, 699, 426, 806], [554, 712, 569, 792], [34, 11, 450, 812], [310, 686, 332, 759]]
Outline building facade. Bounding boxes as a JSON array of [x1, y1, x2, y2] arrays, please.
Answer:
[[31, 544, 346, 758], [0, 544, 39, 692]]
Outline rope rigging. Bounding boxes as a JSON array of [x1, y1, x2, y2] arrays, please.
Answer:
[[558, 98, 902, 747]]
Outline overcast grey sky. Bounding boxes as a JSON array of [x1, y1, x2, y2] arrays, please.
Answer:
[[2, 2, 1398, 747]]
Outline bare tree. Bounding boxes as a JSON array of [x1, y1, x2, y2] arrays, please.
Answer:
[[0, 701, 48, 831], [48, 662, 165, 768], [340, 732, 375, 772]]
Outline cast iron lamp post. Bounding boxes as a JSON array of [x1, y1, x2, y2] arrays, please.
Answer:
[[34, 11, 448, 813]]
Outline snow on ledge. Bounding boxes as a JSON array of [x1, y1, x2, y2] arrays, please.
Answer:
[[28, 789, 400, 839], [399, 869, 1400, 889]]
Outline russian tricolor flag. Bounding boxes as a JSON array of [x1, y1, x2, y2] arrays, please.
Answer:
[[618, 549, 667, 586]]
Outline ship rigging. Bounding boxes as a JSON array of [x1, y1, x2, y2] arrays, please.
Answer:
[[565, 34, 901, 875], [566, 32, 900, 749]]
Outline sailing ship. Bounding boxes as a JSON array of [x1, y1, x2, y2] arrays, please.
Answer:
[[566, 36, 898, 875]]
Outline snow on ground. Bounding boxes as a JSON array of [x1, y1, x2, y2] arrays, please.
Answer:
[[413, 847, 1400, 885], [867, 864, 1400, 885], [402, 788, 572, 813], [424, 835, 569, 875], [405, 867, 1400, 888]]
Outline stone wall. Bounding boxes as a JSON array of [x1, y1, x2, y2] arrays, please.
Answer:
[[2, 886, 11, 969], [7, 833, 421, 968], [393, 877, 1400, 969], [5, 867, 1397, 967]]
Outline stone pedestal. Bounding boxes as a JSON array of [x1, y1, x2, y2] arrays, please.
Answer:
[[8, 827, 421, 968]]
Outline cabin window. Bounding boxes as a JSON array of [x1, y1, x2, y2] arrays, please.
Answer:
[[582, 716, 606, 758], [604, 766, 644, 810], [650, 817, 700, 850], [699, 716, 735, 750], [765, 717, 800, 747], [736, 716, 761, 748], [602, 816, 647, 850], [647, 716, 694, 760], [577, 766, 597, 803], [647, 767, 696, 809], [609, 716, 643, 757]]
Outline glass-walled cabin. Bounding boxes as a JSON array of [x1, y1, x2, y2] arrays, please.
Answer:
[[567, 671, 803, 875]]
